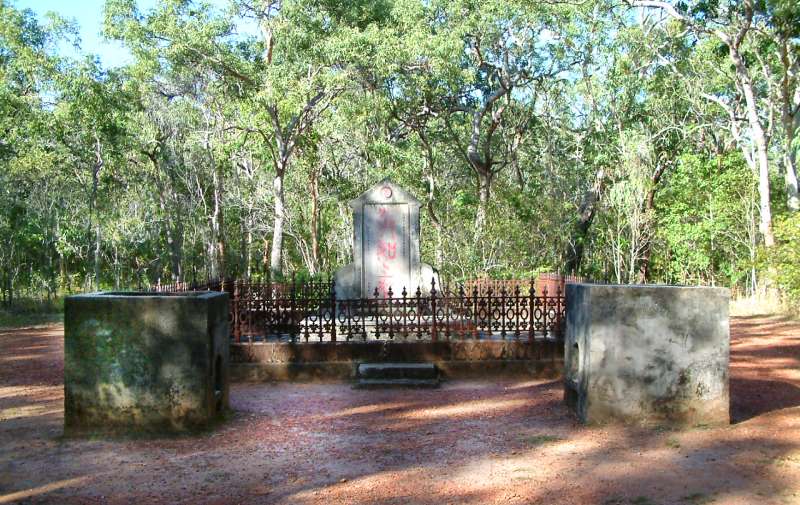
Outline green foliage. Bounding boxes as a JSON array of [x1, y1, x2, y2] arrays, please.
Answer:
[[769, 214, 800, 309], [0, 0, 798, 304], [654, 152, 757, 287]]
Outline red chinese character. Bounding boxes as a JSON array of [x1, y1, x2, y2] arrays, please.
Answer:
[[378, 207, 396, 237], [377, 240, 397, 260]]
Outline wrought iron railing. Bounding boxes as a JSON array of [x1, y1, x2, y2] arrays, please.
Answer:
[[151, 276, 568, 344]]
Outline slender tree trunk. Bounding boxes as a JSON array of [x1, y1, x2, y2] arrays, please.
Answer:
[[426, 174, 444, 268], [566, 168, 606, 274], [270, 171, 286, 277], [785, 148, 800, 213], [1, 267, 7, 306], [419, 133, 444, 268], [262, 238, 270, 274], [244, 213, 253, 281], [475, 171, 491, 237], [728, 35, 775, 246], [209, 157, 226, 279], [637, 163, 668, 283], [171, 223, 183, 282], [94, 224, 101, 290], [309, 167, 320, 275], [91, 133, 103, 290], [780, 40, 800, 212], [114, 245, 120, 290]]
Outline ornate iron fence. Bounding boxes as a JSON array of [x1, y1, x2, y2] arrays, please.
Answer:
[[151, 276, 568, 344]]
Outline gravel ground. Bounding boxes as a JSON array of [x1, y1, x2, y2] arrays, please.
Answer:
[[0, 314, 799, 505]]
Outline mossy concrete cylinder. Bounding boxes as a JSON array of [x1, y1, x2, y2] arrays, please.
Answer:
[[64, 291, 229, 435], [564, 284, 730, 427]]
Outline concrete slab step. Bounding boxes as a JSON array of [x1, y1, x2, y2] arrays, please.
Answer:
[[357, 362, 438, 380], [355, 378, 440, 389]]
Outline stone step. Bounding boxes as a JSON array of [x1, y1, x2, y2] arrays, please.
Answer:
[[357, 362, 438, 380], [355, 378, 440, 389]]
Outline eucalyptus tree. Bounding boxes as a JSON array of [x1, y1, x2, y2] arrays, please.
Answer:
[[106, 0, 266, 278], [53, 60, 130, 290], [428, 0, 581, 237], [629, 0, 793, 246], [770, 0, 800, 212], [0, 4, 83, 299]]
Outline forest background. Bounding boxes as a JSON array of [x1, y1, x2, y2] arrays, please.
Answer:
[[2, 0, 799, 313]]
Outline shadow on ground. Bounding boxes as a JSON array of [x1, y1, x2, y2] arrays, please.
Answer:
[[0, 315, 798, 504]]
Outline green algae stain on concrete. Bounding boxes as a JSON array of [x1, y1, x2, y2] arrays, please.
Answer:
[[64, 292, 229, 436]]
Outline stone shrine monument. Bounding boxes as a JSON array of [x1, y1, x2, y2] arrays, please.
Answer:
[[335, 179, 438, 298]]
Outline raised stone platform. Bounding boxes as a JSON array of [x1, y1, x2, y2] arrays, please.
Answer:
[[231, 339, 563, 382], [564, 283, 730, 427]]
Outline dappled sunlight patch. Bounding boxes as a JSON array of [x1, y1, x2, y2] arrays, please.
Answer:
[[0, 402, 61, 422], [390, 398, 529, 421], [0, 385, 60, 399], [323, 401, 414, 419], [504, 379, 557, 390], [286, 467, 429, 503], [0, 354, 46, 363], [0, 476, 89, 504], [287, 465, 503, 505], [542, 435, 600, 457]]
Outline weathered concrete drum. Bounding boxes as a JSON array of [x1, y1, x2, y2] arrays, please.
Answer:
[[564, 283, 730, 427], [64, 291, 229, 435]]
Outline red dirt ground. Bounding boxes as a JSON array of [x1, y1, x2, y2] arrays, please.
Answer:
[[0, 315, 799, 505]]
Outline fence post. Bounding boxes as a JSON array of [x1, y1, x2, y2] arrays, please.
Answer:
[[528, 278, 535, 344], [373, 287, 380, 340], [290, 272, 297, 343], [387, 286, 395, 340], [415, 286, 423, 340], [430, 278, 437, 342], [556, 282, 564, 341], [233, 280, 241, 343], [401, 287, 408, 341], [330, 275, 337, 342], [542, 283, 550, 359], [500, 286, 507, 340], [263, 268, 270, 339]]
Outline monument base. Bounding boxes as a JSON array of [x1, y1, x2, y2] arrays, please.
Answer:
[[334, 262, 439, 299]]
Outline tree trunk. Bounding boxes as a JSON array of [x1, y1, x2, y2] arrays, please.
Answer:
[[94, 223, 101, 289], [270, 171, 286, 277], [245, 219, 253, 281], [114, 245, 120, 290], [419, 133, 444, 268], [426, 174, 444, 269], [170, 222, 183, 282], [475, 171, 491, 237], [780, 40, 800, 212], [636, 163, 668, 283], [309, 168, 320, 275], [91, 133, 103, 290], [566, 168, 606, 274], [209, 159, 226, 279], [730, 41, 775, 246], [786, 151, 800, 213]]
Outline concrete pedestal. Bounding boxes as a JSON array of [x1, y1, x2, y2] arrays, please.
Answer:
[[564, 284, 730, 426], [64, 291, 229, 435]]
